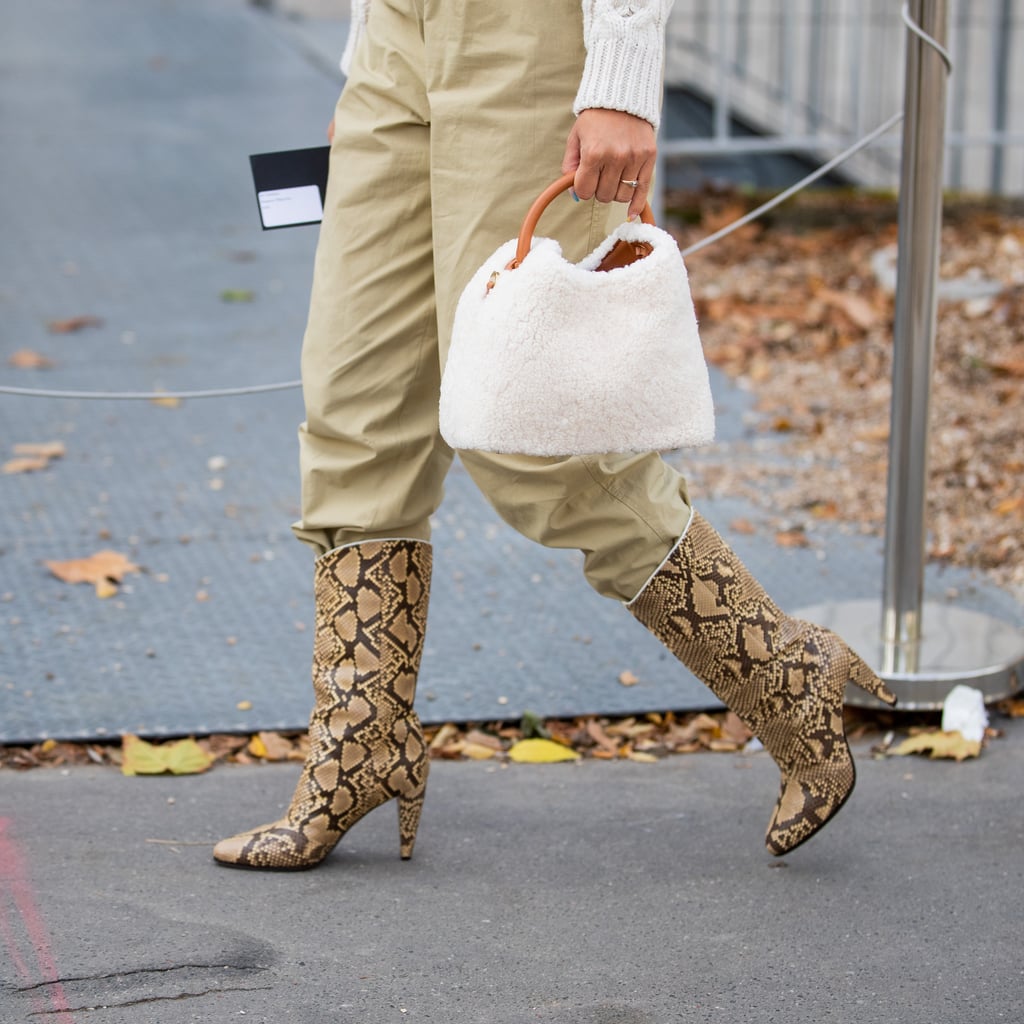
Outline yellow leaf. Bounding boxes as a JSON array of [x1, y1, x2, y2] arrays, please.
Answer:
[[236, 700, 252, 711], [121, 734, 215, 776], [891, 729, 981, 761], [626, 751, 659, 763], [164, 738, 216, 775], [94, 579, 118, 599], [150, 394, 182, 408], [250, 731, 295, 761], [121, 735, 165, 775], [507, 738, 580, 764]]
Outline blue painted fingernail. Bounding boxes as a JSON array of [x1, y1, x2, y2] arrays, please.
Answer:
[[570, 189, 580, 202]]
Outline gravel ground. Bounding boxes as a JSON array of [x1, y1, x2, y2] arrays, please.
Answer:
[[668, 188, 1024, 600]]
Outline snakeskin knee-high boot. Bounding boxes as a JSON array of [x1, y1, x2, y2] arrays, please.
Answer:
[[213, 538, 432, 870], [628, 510, 896, 856]]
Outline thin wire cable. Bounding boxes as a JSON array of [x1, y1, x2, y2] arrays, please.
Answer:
[[901, 2, 953, 72], [0, 380, 302, 400], [679, 110, 905, 259], [0, 8, 953, 403]]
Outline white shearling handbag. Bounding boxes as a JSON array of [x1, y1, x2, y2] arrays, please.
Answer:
[[439, 172, 715, 456]]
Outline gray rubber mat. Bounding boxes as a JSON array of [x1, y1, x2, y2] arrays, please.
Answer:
[[2, 0, 1021, 743]]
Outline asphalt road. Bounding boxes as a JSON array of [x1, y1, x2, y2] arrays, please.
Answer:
[[2, 718, 1022, 1023]]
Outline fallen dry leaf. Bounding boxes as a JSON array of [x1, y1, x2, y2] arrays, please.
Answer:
[[428, 722, 459, 751], [507, 738, 580, 764], [45, 550, 140, 589], [729, 518, 758, 535], [463, 728, 503, 751], [4, 441, 66, 475], [996, 697, 1024, 718], [13, 441, 66, 459], [985, 357, 1024, 378], [993, 496, 1024, 516], [626, 750, 659, 764], [47, 314, 104, 334], [150, 394, 182, 408], [774, 530, 810, 549], [618, 670, 639, 687], [196, 734, 250, 762], [818, 288, 880, 331], [585, 719, 620, 754], [809, 501, 840, 520], [857, 424, 891, 443], [248, 731, 296, 761], [3, 456, 50, 475], [121, 734, 215, 776], [891, 729, 982, 761], [8, 349, 55, 369], [462, 742, 498, 761]]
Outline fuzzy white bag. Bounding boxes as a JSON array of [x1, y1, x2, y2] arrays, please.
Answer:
[[439, 174, 715, 456]]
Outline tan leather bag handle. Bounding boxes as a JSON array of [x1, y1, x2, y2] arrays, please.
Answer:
[[509, 172, 656, 269]]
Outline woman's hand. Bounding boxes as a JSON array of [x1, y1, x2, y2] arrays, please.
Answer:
[[561, 108, 656, 222]]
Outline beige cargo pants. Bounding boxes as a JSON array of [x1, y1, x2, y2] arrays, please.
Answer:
[[292, 0, 692, 601]]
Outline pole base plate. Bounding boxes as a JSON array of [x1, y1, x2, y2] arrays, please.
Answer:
[[793, 599, 1024, 711]]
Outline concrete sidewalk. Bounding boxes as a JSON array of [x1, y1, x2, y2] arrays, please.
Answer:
[[2, 720, 1022, 1023]]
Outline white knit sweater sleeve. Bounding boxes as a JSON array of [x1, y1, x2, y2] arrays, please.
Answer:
[[340, 0, 673, 130], [340, 0, 370, 77], [574, 0, 674, 129]]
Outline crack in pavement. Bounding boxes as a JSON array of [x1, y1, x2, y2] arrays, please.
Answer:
[[12, 961, 269, 994], [25, 984, 276, 1016]]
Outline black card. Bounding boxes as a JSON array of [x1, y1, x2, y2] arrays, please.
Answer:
[[249, 146, 330, 229]]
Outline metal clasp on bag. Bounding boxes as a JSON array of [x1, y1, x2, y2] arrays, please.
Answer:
[[485, 270, 500, 294]]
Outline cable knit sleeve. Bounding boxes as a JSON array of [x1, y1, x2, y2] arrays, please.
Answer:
[[574, 0, 674, 129], [340, 0, 370, 78]]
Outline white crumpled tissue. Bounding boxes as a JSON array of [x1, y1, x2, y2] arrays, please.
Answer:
[[940, 684, 989, 743]]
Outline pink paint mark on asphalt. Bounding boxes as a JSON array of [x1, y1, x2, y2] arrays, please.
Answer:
[[0, 816, 76, 1022]]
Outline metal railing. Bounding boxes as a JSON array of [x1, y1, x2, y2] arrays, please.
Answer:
[[663, 0, 1024, 196]]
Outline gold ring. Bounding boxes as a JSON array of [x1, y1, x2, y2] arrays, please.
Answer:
[[620, 179, 640, 188]]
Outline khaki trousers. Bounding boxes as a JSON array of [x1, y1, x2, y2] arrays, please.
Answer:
[[293, 0, 692, 601]]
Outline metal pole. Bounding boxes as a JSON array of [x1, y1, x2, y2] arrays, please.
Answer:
[[880, 0, 949, 672], [795, 0, 1024, 709]]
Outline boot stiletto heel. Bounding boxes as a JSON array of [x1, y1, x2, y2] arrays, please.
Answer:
[[629, 510, 899, 856], [214, 539, 433, 870], [398, 779, 428, 861], [848, 651, 898, 706]]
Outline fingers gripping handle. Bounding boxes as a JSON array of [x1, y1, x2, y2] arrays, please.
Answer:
[[510, 172, 655, 269]]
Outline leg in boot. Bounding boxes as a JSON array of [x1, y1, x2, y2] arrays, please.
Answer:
[[213, 539, 432, 870], [628, 510, 896, 855]]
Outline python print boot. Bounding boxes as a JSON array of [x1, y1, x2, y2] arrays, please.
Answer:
[[213, 538, 432, 870], [628, 511, 896, 856]]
